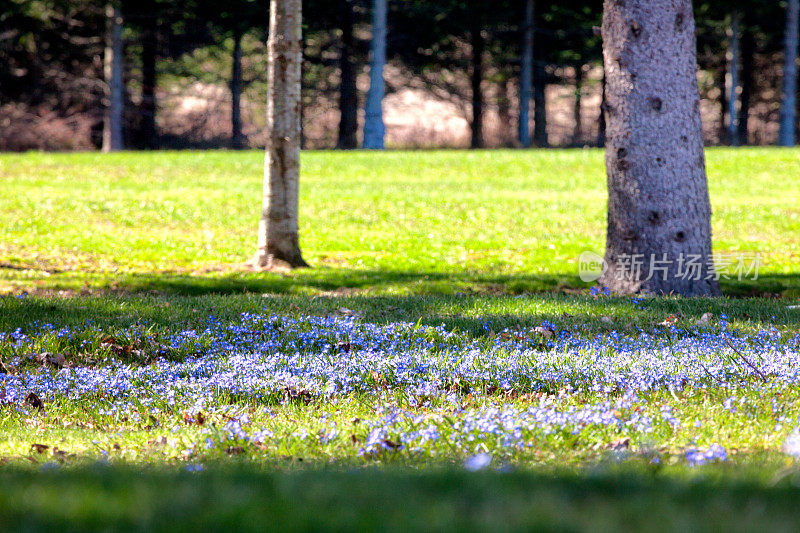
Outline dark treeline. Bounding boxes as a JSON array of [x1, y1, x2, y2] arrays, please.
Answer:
[[0, 0, 797, 150]]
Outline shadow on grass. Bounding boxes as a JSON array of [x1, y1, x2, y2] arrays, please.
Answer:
[[3, 265, 800, 333], [65, 268, 575, 296], [3, 283, 800, 334], [6, 265, 800, 298], [1, 464, 799, 531]]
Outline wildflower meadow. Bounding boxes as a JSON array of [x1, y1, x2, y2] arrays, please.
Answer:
[[2, 150, 800, 529]]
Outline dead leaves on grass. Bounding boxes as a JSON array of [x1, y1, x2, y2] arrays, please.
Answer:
[[28, 443, 77, 463], [24, 392, 45, 412], [182, 411, 206, 426], [36, 352, 66, 369]]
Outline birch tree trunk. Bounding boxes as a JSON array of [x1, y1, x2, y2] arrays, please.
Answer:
[[599, 0, 719, 296], [780, 0, 799, 146], [102, 2, 124, 152], [230, 28, 245, 150], [518, 0, 534, 148], [253, 0, 308, 269], [362, 0, 387, 149], [726, 12, 740, 146]]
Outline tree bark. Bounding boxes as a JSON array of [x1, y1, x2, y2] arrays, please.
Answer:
[[140, 13, 158, 149], [103, 2, 124, 152], [497, 78, 514, 146], [532, 29, 548, 147], [336, 0, 358, 150], [231, 28, 245, 150], [363, 0, 387, 149], [470, 18, 484, 149], [726, 12, 740, 147], [599, 0, 719, 296], [597, 69, 607, 147], [716, 62, 728, 145], [572, 65, 583, 145], [780, 0, 799, 146], [253, 0, 308, 269], [518, 0, 534, 148], [737, 24, 754, 146]]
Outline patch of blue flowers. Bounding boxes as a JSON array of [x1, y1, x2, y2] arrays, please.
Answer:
[[2, 313, 799, 464]]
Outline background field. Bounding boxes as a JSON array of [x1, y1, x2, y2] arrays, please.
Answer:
[[1, 148, 799, 298]]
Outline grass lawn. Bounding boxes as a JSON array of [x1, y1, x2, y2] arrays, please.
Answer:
[[2, 149, 800, 530], [1, 148, 799, 297]]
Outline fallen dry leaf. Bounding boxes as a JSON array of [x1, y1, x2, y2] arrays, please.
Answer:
[[658, 314, 680, 326], [25, 392, 45, 412], [383, 439, 402, 450], [695, 312, 713, 325], [30, 443, 49, 454], [37, 353, 66, 369], [607, 437, 631, 451]]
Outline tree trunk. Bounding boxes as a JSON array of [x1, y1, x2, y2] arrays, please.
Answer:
[[572, 65, 583, 145], [726, 12, 740, 146], [716, 62, 728, 144], [518, 0, 534, 148], [336, 0, 358, 150], [253, 0, 308, 269], [230, 28, 245, 149], [496, 78, 514, 146], [470, 19, 484, 149], [599, 0, 719, 296], [737, 24, 754, 146], [103, 2, 124, 152], [780, 0, 799, 146], [363, 0, 387, 149], [597, 69, 607, 147], [533, 29, 548, 147], [140, 14, 158, 149]]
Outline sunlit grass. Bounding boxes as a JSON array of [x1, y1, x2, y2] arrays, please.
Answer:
[[2, 148, 800, 528], [1, 148, 799, 296]]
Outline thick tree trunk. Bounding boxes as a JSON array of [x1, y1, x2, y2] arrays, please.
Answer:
[[470, 19, 484, 149], [726, 12, 740, 147], [336, 0, 358, 150], [231, 28, 245, 149], [780, 0, 799, 146], [599, 0, 719, 296], [253, 0, 308, 269], [103, 2, 124, 152], [738, 24, 754, 146], [363, 0, 387, 149], [572, 65, 583, 145], [518, 0, 534, 148]]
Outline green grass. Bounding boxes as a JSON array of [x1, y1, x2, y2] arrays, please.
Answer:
[[3, 466, 800, 532], [2, 148, 800, 529], [1, 148, 799, 297]]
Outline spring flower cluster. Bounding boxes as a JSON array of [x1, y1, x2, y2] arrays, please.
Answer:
[[2, 313, 800, 465]]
